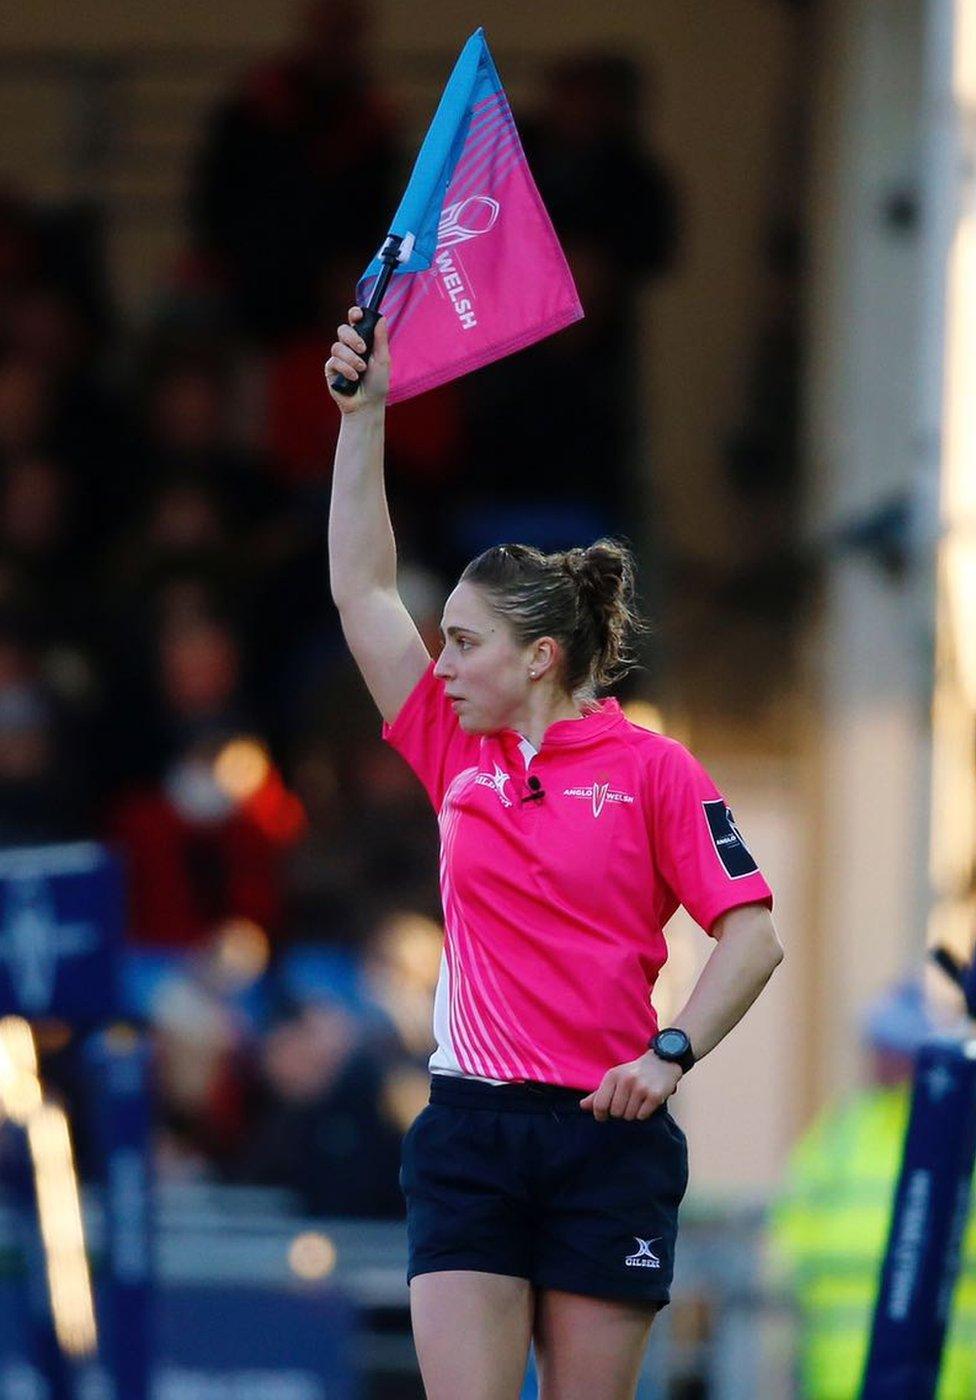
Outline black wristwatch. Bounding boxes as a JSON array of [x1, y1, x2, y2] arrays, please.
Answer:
[[650, 1027, 695, 1074]]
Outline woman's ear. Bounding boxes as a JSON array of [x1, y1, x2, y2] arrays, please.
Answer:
[[529, 637, 559, 679]]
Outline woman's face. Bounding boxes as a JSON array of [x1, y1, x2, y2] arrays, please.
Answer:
[[432, 580, 535, 734]]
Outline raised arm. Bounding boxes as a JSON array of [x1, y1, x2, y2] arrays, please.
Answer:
[[326, 307, 430, 723]]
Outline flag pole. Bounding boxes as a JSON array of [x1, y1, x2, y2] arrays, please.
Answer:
[[330, 234, 405, 397]]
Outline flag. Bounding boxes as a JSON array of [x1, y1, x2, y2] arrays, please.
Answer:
[[358, 28, 583, 404]]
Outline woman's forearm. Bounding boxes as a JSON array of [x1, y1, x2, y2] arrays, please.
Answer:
[[673, 905, 783, 1063], [328, 405, 398, 609]]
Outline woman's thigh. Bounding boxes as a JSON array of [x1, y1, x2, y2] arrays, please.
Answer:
[[533, 1287, 659, 1400], [410, 1269, 534, 1400]]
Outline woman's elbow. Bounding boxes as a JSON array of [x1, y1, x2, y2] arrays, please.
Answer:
[[762, 917, 785, 973], [716, 905, 784, 973]]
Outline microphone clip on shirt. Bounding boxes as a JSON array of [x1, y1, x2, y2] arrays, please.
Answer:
[[521, 776, 545, 803]]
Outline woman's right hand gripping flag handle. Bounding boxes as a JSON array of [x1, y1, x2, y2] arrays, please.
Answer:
[[325, 308, 390, 409]]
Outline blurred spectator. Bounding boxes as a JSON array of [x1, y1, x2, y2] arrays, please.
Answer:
[[126, 922, 272, 1176], [344, 739, 441, 920], [2, 258, 125, 530], [237, 997, 405, 1216], [360, 910, 443, 1061], [132, 347, 287, 538], [0, 191, 41, 306], [282, 735, 372, 947], [226, 908, 440, 1213], [153, 963, 253, 1174], [101, 589, 258, 787], [521, 53, 678, 281], [279, 716, 440, 946], [0, 620, 88, 842], [187, 0, 400, 344], [109, 729, 304, 948], [105, 476, 237, 615], [280, 564, 443, 926], [286, 559, 444, 731], [771, 977, 976, 1398], [0, 353, 50, 460], [0, 455, 89, 637], [0, 196, 113, 345], [179, 599, 244, 706]]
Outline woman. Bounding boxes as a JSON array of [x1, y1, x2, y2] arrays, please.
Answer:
[[326, 309, 783, 1400]]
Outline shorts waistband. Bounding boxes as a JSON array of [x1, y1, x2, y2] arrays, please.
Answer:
[[429, 1074, 589, 1114]]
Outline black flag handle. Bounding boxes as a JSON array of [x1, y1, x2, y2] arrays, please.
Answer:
[[330, 307, 383, 396], [330, 234, 404, 397]]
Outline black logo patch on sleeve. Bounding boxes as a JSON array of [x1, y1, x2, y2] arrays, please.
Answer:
[[702, 800, 759, 879]]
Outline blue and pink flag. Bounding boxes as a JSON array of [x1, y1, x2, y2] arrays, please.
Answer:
[[358, 28, 583, 404]]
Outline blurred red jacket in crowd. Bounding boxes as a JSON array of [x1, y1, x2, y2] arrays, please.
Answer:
[[110, 768, 302, 948]]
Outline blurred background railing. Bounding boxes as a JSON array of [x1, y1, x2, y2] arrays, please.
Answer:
[[0, 1185, 799, 1398]]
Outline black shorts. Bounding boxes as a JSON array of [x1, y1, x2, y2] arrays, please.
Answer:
[[400, 1074, 689, 1306]]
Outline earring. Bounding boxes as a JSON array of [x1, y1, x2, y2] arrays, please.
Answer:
[[529, 670, 537, 680]]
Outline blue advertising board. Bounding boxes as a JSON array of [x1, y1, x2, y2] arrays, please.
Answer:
[[83, 1032, 154, 1400], [861, 1037, 976, 1398], [153, 1284, 359, 1399], [0, 843, 123, 1023], [0, 1273, 359, 1399]]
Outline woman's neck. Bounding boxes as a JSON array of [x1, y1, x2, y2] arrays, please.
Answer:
[[517, 690, 585, 752]]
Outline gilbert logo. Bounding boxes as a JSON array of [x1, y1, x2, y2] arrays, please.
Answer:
[[563, 781, 635, 819], [475, 764, 513, 807], [625, 1237, 662, 1269]]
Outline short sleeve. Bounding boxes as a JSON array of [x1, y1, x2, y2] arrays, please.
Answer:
[[648, 740, 773, 936], [382, 661, 481, 811]]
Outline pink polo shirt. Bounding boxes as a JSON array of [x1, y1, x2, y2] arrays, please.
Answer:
[[383, 662, 773, 1091]]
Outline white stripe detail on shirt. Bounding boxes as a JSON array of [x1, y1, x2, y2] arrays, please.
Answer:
[[436, 759, 559, 1083], [439, 778, 523, 1077]]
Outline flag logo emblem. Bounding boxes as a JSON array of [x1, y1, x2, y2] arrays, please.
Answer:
[[437, 195, 500, 247]]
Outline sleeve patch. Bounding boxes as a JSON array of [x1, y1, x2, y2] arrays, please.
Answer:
[[702, 799, 759, 879]]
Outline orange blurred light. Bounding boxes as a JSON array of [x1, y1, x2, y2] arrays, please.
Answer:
[[212, 918, 270, 989], [289, 1232, 337, 1280], [214, 738, 271, 802]]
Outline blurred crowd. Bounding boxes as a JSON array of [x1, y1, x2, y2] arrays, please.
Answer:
[[0, 1, 679, 1215]]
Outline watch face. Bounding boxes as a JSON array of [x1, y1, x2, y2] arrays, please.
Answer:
[[656, 1030, 690, 1057]]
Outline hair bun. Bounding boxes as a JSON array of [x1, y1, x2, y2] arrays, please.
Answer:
[[565, 544, 625, 611]]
